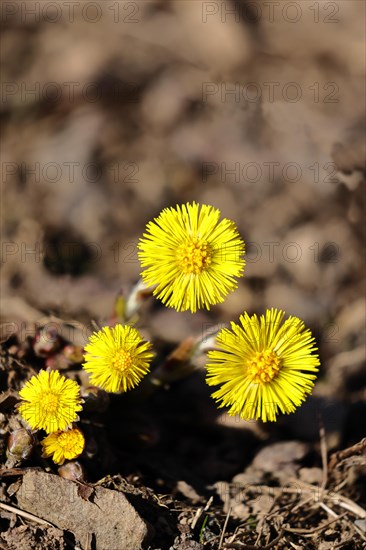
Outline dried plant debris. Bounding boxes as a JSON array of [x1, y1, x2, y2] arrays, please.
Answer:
[[1, 299, 365, 549]]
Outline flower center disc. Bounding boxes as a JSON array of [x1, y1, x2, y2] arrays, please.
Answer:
[[247, 350, 281, 384], [40, 392, 59, 415], [58, 431, 80, 450], [177, 238, 212, 275], [113, 349, 132, 372]]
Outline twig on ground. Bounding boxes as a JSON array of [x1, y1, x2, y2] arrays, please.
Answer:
[[0, 467, 39, 477], [336, 497, 366, 519], [290, 478, 366, 519], [191, 506, 203, 530], [0, 501, 54, 527], [223, 528, 284, 549], [219, 506, 231, 549], [319, 418, 328, 497], [283, 512, 347, 537], [319, 501, 339, 518], [328, 438, 366, 471], [290, 495, 315, 514], [204, 495, 213, 511]]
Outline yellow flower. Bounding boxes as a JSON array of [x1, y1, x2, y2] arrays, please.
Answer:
[[138, 202, 245, 313], [83, 324, 153, 393], [18, 370, 82, 433], [41, 428, 85, 465], [206, 309, 320, 422]]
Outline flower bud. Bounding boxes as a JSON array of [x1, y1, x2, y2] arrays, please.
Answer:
[[33, 326, 62, 357], [125, 279, 153, 320], [58, 461, 85, 482], [112, 291, 126, 323], [6, 429, 35, 465], [63, 345, 84, 364]]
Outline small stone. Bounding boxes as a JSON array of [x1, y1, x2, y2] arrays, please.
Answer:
[[17, 471, 152, 550]]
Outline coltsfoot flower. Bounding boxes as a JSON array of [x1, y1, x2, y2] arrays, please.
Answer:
[[206, 308, 320, 422], [18, 370, 82, 433], [41, 428, 85, 465], [83, 324, 154, 393], [138, 202, 245, 312]]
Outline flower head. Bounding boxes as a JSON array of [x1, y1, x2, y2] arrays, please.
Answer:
[[41, 428, 85, 465], [138, 202, 245, 312], [83, 324, 153, 393], [18, 370, 82, 433], [206, 309, 320, 422]]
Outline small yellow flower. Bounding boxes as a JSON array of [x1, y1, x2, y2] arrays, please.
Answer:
[[18, 370, 82, 433], [206, 309, 320, 422], [83, 324, 153, 393], [41, 428, 85, 465], [138, 202, 245, 313]]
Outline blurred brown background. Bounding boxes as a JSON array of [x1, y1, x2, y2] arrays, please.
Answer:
[[1, 0, 365, 400]]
